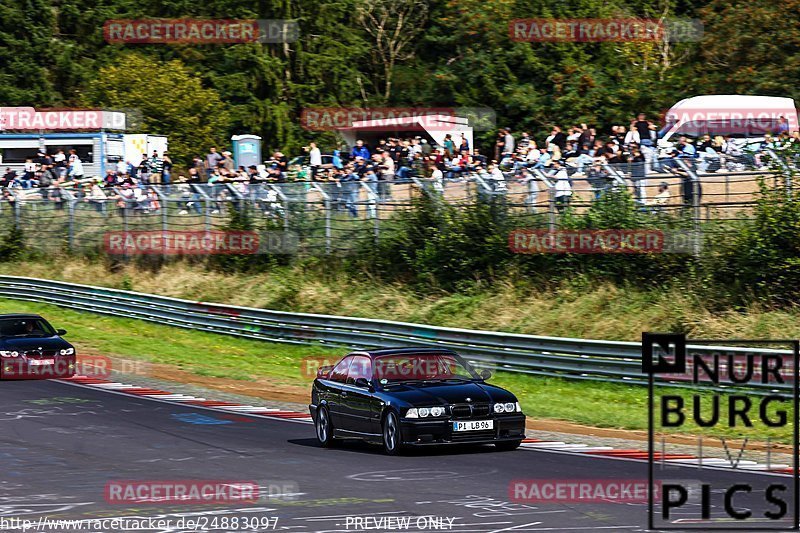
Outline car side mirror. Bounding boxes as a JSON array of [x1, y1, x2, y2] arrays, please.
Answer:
[[354, 377, 372, 389], [56, 329, 67, 336], [478, 369, 492, 380]]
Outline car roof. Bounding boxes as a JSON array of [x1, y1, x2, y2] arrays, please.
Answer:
[[0, 314, 44, 319], [350, 347, 459, 358]]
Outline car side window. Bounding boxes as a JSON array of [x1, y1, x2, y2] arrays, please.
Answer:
[[328, 356, 353, 383], [346, 356, 372, 385]]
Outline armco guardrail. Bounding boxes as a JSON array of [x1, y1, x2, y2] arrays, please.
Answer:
[[0, 276, 792, 392]]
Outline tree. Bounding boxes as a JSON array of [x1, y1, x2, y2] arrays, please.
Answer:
[[356, 0, 429, 102], [81, 53, 231, 163]]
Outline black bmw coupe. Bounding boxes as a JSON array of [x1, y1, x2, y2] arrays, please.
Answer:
[[0, 314, 76, 379], [309, 347, 526, 454]]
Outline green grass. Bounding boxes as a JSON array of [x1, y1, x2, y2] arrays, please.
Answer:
[[0, 297, 793, 444]]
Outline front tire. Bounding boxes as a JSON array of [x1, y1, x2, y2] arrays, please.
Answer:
[[315, 406, 335, 447], [382, 411, 404, 455], [495, 440, 522, 452]]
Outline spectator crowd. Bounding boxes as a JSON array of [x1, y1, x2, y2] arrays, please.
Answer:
[[4, 112, 798, 217]]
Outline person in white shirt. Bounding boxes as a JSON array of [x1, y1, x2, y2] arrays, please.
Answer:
[[68, 150, 84, 180], [430, 165, 444, 193], [308, 142, 322, 179], [552, 162, 572, 212], [624, 125, 640, 147]]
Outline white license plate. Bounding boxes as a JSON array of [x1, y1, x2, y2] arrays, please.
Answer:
[[453, 420, 493, 432], [29, 359, 55, 366]]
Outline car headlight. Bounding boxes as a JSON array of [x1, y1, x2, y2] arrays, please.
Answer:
[[494, 402, 522, 414], [0, 351, 19, 358], [405, 406, 447, 418], [59, 348, 74, 356]]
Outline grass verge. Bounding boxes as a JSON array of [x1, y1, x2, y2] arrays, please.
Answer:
[[0, 297, 792, 444]]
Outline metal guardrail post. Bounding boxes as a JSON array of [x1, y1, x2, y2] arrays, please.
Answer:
[[311, 182, 332, 255]]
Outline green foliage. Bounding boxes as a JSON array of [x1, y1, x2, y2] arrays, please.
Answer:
[[0, 0, 792, 159], [82, 53, 231, 164], [0, 223, 25, 262]]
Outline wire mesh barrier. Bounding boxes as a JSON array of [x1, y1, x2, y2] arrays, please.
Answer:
[[0, 166, 789, 256]]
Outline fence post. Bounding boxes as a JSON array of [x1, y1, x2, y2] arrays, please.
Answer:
[[532, 169, 557, 230], [767, 148, 792, 196], [68, 197, 76, 252], [361, 182, 380, 245], [676, 159, 702, 256], [311, 183, 332, 255]]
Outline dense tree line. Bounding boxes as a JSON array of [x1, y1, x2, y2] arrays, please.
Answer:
[[0, 0, 793, 163]]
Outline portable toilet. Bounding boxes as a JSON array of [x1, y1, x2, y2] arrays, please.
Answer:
[[231, 134, 262, 168]]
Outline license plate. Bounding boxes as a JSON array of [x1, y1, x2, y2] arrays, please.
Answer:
[[453, 420, 493, 432], [29, 359, 55, 366]]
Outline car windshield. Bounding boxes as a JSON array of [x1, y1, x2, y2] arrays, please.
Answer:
[[0, 318, 56, 337], [373, 353, 479, 382]]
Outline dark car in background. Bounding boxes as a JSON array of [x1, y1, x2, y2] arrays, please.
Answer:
[[0, 314, 75, 380], [309, 347, 526, 455]]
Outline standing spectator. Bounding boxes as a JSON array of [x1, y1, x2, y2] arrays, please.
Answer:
[[503, 129, 515, 155], [546, 126, 567, 152], [205, 147, 223, 180], [350, 140, 370, 160], [552, 161, 572, 212], [161, 152, 173, 191], [458, 133, 470, 154], [137, 156, 151, 184], [634, 113, 652, 146], [308, 142, 322, 180], [148, 150, 163, 184], [624, 124, 640, 147], [68, 150, 84, 181], [221, 151, 235, 173], [518, 132, 531, 150], [378, 152, 395, 201], [443, 134, 456, 157], [53, 149, 67, 180]]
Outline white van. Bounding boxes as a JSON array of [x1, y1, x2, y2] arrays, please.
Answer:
[[658, 95, 798, 151]]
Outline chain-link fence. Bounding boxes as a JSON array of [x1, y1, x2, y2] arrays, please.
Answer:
[[0, 163, 788, 257]]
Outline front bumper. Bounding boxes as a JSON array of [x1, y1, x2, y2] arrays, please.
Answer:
[[0, 356, 77, 380], [399, 414, 526, 446]]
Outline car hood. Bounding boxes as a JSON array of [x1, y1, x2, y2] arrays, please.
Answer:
[[0, 336, 72, 351], [380, 381, 516, 406]]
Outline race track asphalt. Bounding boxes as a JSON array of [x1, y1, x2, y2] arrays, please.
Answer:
[[0, 379, 796, 532]]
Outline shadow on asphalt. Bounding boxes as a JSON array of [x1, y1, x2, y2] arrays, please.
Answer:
[[288, 438, 508, 456]]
